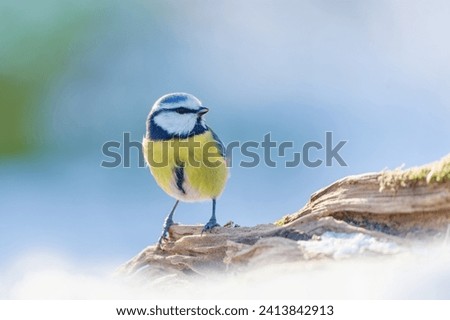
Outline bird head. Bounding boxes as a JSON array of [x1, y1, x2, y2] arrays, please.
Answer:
[[149, 93, 209, 137]]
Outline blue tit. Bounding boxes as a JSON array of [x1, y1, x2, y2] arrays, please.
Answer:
[[142, 93, 228, 245]]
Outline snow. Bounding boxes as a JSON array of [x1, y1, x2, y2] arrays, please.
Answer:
[[1, 238, 449, 299], [298, 232, 400, 259]]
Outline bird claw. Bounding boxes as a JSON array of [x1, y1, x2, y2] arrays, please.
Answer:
[[157, 234, 168, 246], [201, 219, 220, 235], [158, 218, 174, 246]]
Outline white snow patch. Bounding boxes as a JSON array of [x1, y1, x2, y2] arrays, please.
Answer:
[[1, 240, 449, 299], [298, 232, 400, 259]]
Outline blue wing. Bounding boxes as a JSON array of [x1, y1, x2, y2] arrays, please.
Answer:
[[209, 128, 226, 158]]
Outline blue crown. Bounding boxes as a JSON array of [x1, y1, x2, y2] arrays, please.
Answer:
[[159, 94, 189, 104]]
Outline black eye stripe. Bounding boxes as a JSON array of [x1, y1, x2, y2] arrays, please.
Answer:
[[173, 107, 195, 114], [151, 107, 197, 117]]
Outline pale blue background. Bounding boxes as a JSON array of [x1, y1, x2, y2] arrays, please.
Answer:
[[1, 0, 450, 268]]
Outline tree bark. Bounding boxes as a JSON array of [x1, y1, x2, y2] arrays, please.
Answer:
[[119, 154, 450, 278]]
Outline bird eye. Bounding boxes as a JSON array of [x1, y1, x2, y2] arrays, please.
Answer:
[[175, 107, 189, 114]]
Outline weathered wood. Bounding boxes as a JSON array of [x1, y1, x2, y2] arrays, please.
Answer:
[[119, 154, 450, 278]]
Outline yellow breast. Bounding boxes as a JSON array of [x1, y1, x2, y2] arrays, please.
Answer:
[[142, 131, 228, 202]]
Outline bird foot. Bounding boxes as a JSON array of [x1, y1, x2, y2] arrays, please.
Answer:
[[201, 218, 220, 235], [158, 217, 175, 245]]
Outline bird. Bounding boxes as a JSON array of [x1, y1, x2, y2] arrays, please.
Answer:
[[142, 93, 228, 245]]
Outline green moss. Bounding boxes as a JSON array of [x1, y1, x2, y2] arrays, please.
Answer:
[[275, 154, 450, 226], [274, 217, 288, 226], [406, 167, 431, 181], [379, 154, 450, 191]]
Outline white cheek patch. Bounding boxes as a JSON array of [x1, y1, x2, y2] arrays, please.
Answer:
[[154, 112, 198, 135]]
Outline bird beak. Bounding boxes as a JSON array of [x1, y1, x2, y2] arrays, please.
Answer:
[[197, 107, 209, 116]]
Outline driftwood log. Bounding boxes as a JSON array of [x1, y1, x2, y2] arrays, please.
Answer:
[[120, 154, 450, 278]]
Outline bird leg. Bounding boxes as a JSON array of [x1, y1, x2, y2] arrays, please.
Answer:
[[202, 199, 220, 234], [158, 200, 179, 245]]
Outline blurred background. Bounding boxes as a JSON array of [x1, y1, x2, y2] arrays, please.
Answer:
[[1, 0, 450, 270]]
